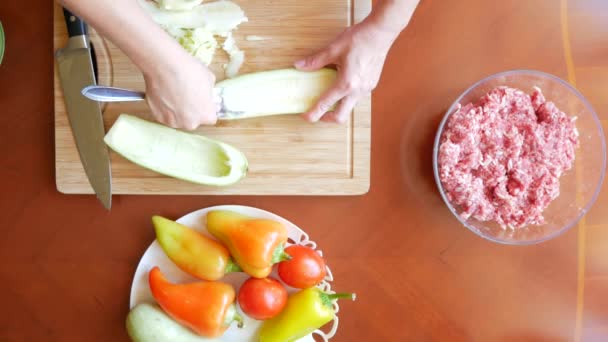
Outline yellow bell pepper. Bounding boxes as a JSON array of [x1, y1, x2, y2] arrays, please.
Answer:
[[152, 216, 241, 281], [259, 287, 356, 342]]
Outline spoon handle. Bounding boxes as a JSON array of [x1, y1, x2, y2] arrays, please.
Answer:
[[81, 85, 145, 102]]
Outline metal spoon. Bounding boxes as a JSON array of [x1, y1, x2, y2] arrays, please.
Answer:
[[81, 85, 242, 119], [81, 85, 145, 102]]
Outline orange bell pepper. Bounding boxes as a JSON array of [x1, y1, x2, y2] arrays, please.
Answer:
[[148, 267, 243, 337], [206, 210, 290, 278], [152, 216, 241, 281]]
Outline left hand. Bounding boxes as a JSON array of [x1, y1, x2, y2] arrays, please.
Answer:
[[294, 21, 397, 123]]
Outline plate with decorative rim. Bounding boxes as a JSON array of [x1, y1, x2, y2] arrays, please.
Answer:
[[130, 205, 341, 341]]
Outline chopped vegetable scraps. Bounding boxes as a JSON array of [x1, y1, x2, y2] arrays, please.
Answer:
[[222, 32, 244, 78], [140, 0, 248, 77], [245, 35, 268, 41], [167, 27, 218, 65], [140, 0, 247, 32], [157, 0, 203, 11]]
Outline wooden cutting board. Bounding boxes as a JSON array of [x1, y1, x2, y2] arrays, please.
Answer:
[[53, 1, 371, 195]]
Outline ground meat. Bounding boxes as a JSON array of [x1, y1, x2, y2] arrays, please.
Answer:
[[438, 86, 579, 229]]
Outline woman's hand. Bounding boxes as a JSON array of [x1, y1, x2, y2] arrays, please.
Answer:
[[295, 0, 419, 124], [59, 0, 219, 130], [295, 22, 395, 123], [144, 54, 217, 130]]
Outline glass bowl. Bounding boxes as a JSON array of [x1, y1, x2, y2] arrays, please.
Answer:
[[433, 70, 606, 245]]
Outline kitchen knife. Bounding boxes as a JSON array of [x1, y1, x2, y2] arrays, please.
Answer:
[[56, 9, 112, 209]]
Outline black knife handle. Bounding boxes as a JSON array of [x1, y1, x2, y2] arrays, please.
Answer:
[[62, 8, 87, 37]]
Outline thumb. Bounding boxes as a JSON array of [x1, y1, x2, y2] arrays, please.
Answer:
[[295, 47, 335, 71]]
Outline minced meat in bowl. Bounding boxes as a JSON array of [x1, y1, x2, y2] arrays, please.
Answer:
[[432, 70, 606, 244]]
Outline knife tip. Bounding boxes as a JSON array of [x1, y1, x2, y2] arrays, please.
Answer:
[[99, 195, 112, 210]]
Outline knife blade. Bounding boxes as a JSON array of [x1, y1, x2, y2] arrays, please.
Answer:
[[56, 8, 112, 209]]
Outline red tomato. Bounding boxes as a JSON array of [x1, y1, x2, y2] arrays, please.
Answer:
[[237, 277, 287, 320], [278, 245, 327, 289]]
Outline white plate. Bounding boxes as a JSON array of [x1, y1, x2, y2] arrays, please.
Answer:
[[130, 205, 340, 342]]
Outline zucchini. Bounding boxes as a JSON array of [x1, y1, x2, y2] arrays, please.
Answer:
[[127, 303, 218, 342], [216, 68, 337, 120], [104, 114, 247, 186]]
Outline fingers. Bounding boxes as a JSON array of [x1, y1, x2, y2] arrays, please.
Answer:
[[146, 98, 176, 128], [302, 84, 347, 122], [146, 92, 217, 130], [320, 95, 358, 124], [196, 98, 218, 126], [295, 47, 337, 71], [150, 105, 216, 130], [178, 106, 216, 130], [296, 44, 342, 122], [143, 61, 218, 130]]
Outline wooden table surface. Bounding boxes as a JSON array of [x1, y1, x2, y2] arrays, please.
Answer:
[[0, 0, 607, 341]]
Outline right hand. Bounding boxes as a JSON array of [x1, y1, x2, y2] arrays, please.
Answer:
[[143, 54, 217, 130], [294, 20, 395, 124]]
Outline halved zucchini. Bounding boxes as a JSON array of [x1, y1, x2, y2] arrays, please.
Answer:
[[104, 114, 247, 186]]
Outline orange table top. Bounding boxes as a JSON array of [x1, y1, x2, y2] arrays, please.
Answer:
[[0, 0, 606, 340]]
